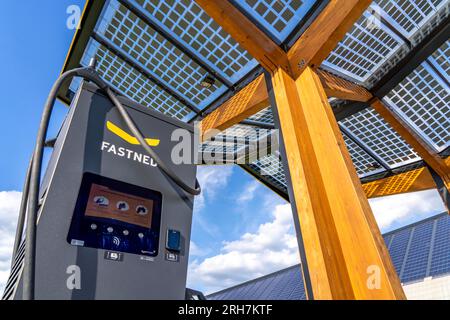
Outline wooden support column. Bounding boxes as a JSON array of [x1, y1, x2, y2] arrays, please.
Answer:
[[268, 66, 405, 299]]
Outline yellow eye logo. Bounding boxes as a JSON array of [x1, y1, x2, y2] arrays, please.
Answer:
[[106, 121, 160, 147]]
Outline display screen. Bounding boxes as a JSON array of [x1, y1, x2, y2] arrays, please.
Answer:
[[86, 183, 153, 228], [67, 173, 162, 257]]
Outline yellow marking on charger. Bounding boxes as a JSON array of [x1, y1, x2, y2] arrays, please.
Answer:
[[106, 121, 160, 147]]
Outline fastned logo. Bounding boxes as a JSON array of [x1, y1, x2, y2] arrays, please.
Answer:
[[101, 121, 160, 167], [106, 121, 160, 147]]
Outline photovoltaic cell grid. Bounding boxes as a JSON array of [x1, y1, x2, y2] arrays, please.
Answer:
[[386, 227, 412, 276], [99, 0, 227, 109], [341, 133, 386, 177], [232, 0, 317, 43], [248, 154, 286, 191], [375, 0, 447, 37], [209, 267, 306, 300], [208, 214, 450, 300], [431, 40, 450, 80], [247, 107, 275, 124], [401, 220, 434, 283], [134, 0, 258, 83], [200, 140, 240, 155], [384, 61, 450, 152], [80, 39, 192, 119], [322, 10, 404, 84], [340, 108, 421, 168], [430, 216, 450, 276], [383, 234, 393, 249], [322, 0, 448, 86]]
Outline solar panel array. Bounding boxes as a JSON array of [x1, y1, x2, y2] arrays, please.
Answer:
[[66, 0, 450, 196], [232, 0, 317, 43], [208, 266, 307, 300], [208, 213, 450, 300], [384, 61, 450, 152]]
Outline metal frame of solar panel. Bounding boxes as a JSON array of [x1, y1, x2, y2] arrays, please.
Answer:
[[60, 0, 449, 201]]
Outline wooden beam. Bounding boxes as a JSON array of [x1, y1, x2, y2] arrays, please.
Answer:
[[200, 74, 269, 141], [362, 167, 436, 199], [371, 98, 450, 183], [200, 70, 372, 141], [269, 66, 405, 299], [288, 0, 372, 78], [317, 69, 373, 102], [195, 0, 290, 74]]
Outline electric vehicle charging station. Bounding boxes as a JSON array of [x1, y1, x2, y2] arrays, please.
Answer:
[[4, 81, 198, 300]]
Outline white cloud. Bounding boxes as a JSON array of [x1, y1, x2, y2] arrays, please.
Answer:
[[194, 166, 234, 211], [236, 180, 260, 203], [187, 203, 300, 294], [369, 189, 445, 232], [189, 241, 211, 258], [0, 191, 21, 295]]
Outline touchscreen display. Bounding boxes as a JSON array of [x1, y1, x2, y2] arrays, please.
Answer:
[[67, 173, 162, 257], [86, 183, 153, 228]]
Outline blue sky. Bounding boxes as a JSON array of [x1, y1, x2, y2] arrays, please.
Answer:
[[0, 1, 447, 295]]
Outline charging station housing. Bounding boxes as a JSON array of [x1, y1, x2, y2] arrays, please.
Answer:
[[4, 82, 197, 300]]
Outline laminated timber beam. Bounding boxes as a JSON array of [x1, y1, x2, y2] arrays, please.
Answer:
[[317, 69, 373, 102], [362, 167, 437, 199], [267, 66, 405, 300], [199, 70, 371, 140], [287, 0, 372, 79], [199, 74, 269, 142]]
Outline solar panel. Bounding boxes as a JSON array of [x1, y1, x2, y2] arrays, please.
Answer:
[[251, 273, 276, 299], [98, 0, 228, 109], [287, 268, 306, 300], [375, 0, 447, 37], [341, 132, 387, 177], [322, 1, 449, 86], [248, 154, 286, 191], [247, 107, 275, 125], [340, 107, 421, 168], [232, 0, 317, 43], [79, 39, 193, 119], [383, 234, 393, 249], [431, 40, 450, 79], [322, 9, 405, 84], [387, 227, 412, 276], [430, 216, 450, 277], [401, 219, 434, 283], [384, 60, 450, 152], [134, 0, 258, 83]]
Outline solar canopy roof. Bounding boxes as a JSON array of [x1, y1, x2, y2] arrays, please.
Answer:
[[61, 0, 450, 200]]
